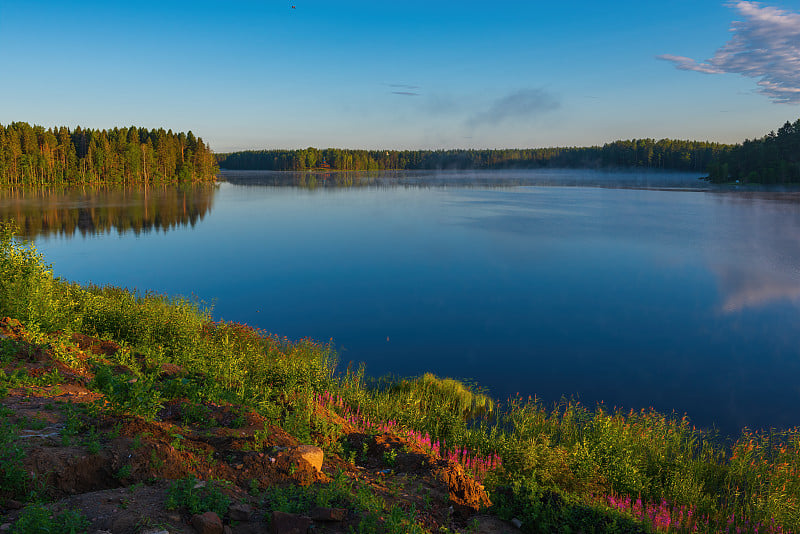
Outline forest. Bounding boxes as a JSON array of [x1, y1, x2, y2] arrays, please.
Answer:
[[217, 139, 731, 173], [706, 118, 800, 184], [0, 122, 218, 185], [4, 118, 800, 185]]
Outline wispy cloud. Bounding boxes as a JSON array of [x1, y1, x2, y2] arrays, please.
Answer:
[[658, 1, 800, 104], [388, 83, 421, 96], [466, 88, 560, 128]]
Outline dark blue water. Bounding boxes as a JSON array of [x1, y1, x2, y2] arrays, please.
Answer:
[[10, 170, 800, 435]]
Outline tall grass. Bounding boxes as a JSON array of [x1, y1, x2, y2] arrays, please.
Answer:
[[2, 221, 799, 533]]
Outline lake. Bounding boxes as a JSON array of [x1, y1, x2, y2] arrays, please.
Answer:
[[4, 169, 800, 436]]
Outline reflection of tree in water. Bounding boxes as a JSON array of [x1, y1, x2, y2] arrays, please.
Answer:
[[0, 184, 216, 238]]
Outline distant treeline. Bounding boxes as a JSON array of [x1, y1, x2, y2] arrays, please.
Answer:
[[217, 139, 730, 173], [0, 122, 218, 185], [707, 119, 800, 184]]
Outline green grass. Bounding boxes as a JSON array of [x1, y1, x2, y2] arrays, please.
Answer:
[[2, 220, 800, 533]]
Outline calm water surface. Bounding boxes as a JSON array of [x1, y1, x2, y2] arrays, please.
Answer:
[[6, 170, 800, 435]]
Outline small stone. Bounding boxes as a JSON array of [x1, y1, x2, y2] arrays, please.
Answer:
[[140, 530, 170, 534], [309, 507, 347, 522], [167, 514, 182, 523], [511, 518, 523, 528], [191, 512, 223, 534], [229, 503, 252, 522], [1, 524, 11, 532], [271, 511, 311, 534]]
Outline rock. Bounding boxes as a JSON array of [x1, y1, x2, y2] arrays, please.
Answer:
[[1, 524, 11, 532], [432, 459, 492, 516], [309, 507, 347, 521], [270, 511, 311, 534], [5, 500, 23, 510], [141, 530, 170, 534], [511, 518, 523, 528], [229, 503, 252, 522], [158, 363, 187, 377], [294, 445, 323, 473], [192, 512, 223, 534]]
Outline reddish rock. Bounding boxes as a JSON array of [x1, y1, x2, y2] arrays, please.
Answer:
[[309, 507, 347, 521], [294, 445, 323, 473], [192, 512, 223, 534], [229, 503, 252, 521], [271, 511, 310, 534]]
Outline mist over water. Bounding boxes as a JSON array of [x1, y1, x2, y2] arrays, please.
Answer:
[[8, 169, 800, 436]]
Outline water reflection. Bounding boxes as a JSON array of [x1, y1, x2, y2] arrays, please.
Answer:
[[0, 184, 216, 238], [709, 192, 800, 313], [220, 169, 711, 190]]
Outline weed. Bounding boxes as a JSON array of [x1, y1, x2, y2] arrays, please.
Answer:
[[107, 421, 123, 439], [89, 362, 163, 420], [169, 432, 185, 450], [10, 504, 89, 534], [383, 448, 398, 467], [20, 414, 48, 431], [84, 425, 101, 454], [58, 402, 83, 446], [149, 449, 165, 471], [0, 419, 32, 500], [115, 464, 132, 479], [181, 402, 214, 428], [0, 338, 19, 364], [165, 476, 231, 517]]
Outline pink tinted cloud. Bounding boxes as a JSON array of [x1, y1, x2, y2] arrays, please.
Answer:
[[658, 2, 800, 103]]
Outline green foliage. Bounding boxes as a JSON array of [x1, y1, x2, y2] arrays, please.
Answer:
[[10, 504, 89, 534], [89, 362, 164, 420], [0, 221, 75, 331], [707, 118, 800, 183], [114, 464, 132, 480], [0, 122, 217, 186], [0, 419, 32, 501], [165, 476, 231, 517], [262, 471, 432, 532], [383, 448, 398, 467], [218, 139, 728, 173], [492, 480, 645, 534]]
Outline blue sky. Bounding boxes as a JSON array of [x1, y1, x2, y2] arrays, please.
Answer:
[[1, 1, 799, 151]]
